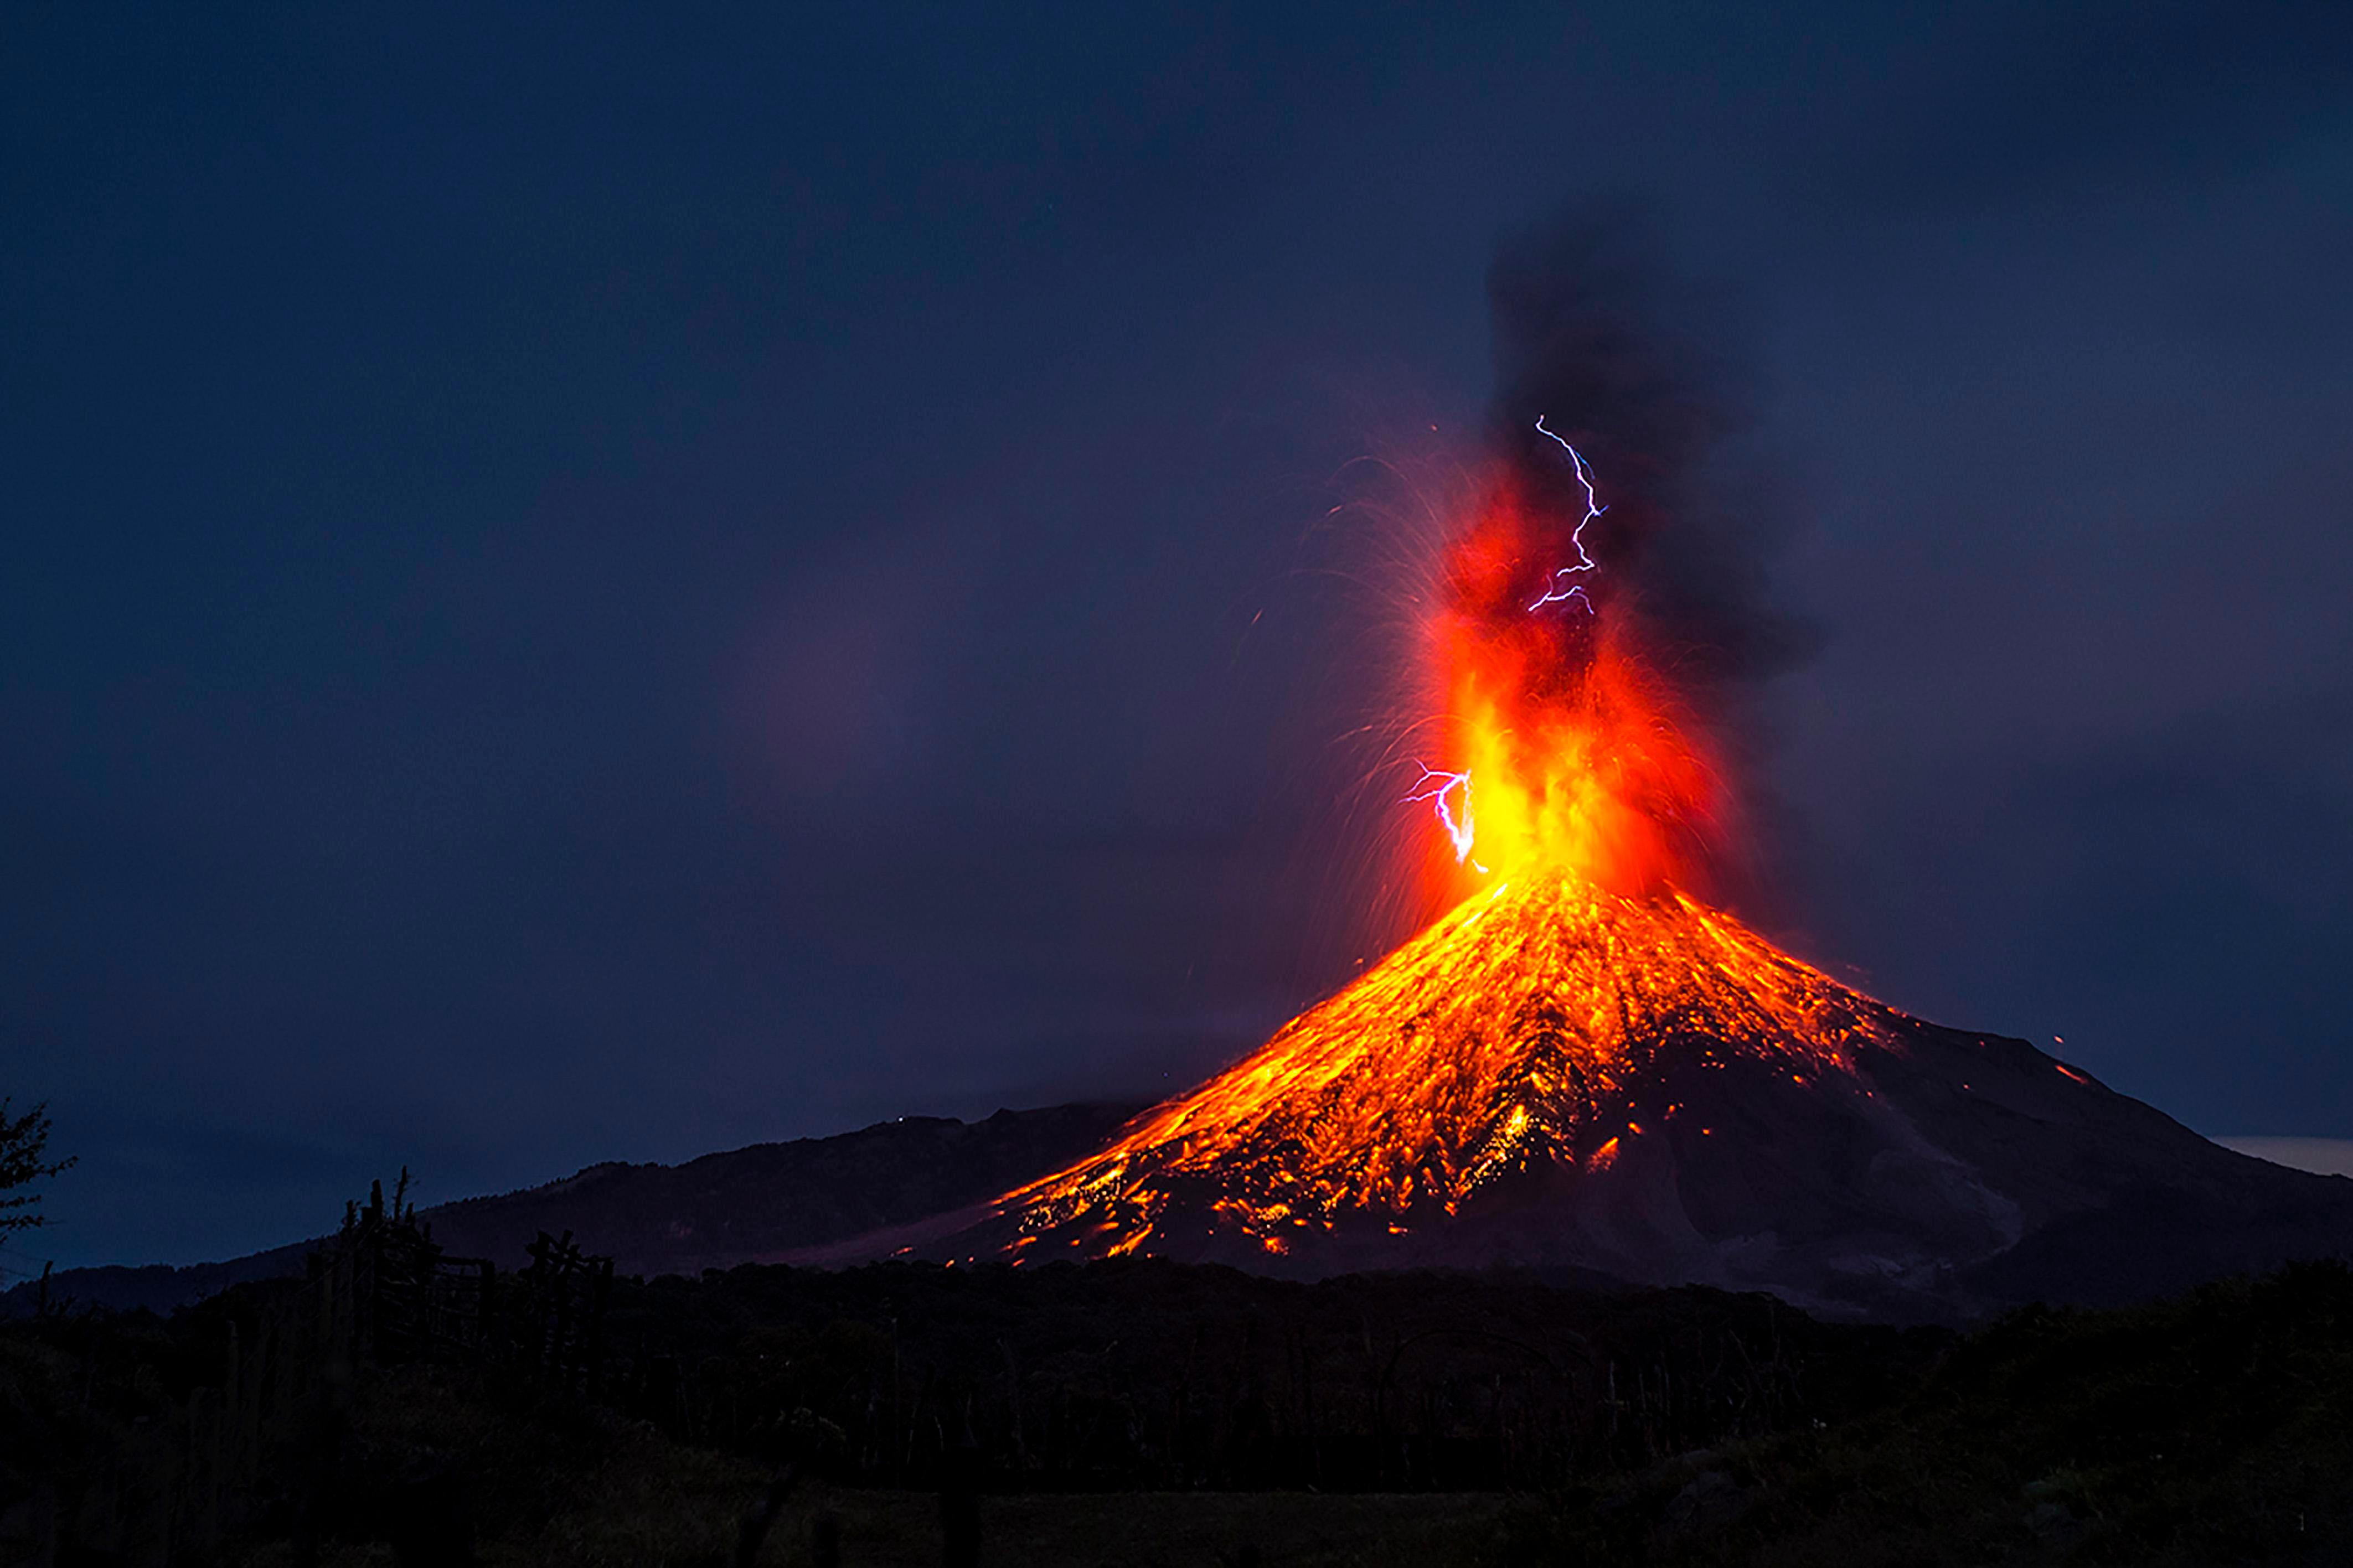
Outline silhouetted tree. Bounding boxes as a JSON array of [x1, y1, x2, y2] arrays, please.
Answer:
[[0, 1098, 74, 1238]]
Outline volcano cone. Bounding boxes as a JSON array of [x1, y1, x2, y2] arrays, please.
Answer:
[[916, 873, 2353, 1318]]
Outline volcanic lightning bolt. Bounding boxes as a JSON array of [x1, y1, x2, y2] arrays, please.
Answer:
[[1402, 764, 1477, 865], [1524, 415, 1606, 614]]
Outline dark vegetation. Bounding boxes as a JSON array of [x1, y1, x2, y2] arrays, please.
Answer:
[[600, 1260, 1932, 1491], [0, 1099, 74, 1240], [1496, 1260, 2353, 1565], [4, 1176, 2350, 1566]]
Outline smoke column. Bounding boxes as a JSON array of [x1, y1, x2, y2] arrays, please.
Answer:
[[1478, 203, 1813, 900]]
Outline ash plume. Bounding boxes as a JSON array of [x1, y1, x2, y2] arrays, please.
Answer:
[[1485, 204, 1812, 712]]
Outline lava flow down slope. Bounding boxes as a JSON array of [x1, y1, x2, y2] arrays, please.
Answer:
[[889, 228, 2353, 1317], [929, 869, 2353, 1318]]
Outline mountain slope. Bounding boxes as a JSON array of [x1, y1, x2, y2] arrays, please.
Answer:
[[915, 874, 2353, 1319], [420, 1100, 1139, 1276]]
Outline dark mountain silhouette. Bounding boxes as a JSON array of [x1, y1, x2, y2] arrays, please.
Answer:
[[421, 1100, 1139, 1276], [6, 1101, 1138, 1317]]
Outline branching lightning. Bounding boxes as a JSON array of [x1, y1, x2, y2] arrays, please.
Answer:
[[1527, 415, 1606, 614], [1404, 764, 1479, 866]]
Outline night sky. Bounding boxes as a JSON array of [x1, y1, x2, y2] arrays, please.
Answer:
[[8, 3, 2351, 1272]]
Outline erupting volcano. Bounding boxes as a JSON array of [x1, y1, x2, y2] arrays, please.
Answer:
[[975, 410, 1903, 1245], [924, 418, 2022, 1315], [878, 228, 2353, 1318]]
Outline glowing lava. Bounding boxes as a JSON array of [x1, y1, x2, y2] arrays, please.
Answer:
[[1416, 434, 1719, 904], [994, 871, 1903, 1262]]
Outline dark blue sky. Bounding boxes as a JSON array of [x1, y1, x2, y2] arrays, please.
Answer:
[[7, 2, 2350, 1271]]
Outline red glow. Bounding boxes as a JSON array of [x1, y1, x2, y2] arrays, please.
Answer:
[[1416, 466, 1719, 908]]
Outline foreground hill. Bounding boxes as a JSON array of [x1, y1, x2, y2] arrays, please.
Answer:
[[8, 1255, 2349, 1564]]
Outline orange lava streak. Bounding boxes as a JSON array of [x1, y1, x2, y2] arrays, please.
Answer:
[[995, 872, 1902, 1260]]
